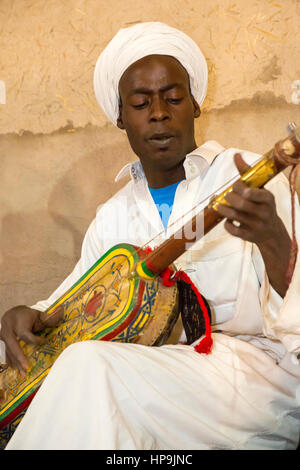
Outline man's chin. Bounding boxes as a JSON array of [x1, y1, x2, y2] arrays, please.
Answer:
[[147, 149, 185, 171]]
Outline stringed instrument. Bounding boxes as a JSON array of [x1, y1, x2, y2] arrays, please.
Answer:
[[0, 124, 299, 448]]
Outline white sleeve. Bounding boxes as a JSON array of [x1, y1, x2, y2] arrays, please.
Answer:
[[30, 218, 103, 312], [253, 173, 300, 357]]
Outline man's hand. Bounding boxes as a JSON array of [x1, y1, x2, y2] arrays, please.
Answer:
[[0, 305, 63, 376], [217, 153, 292, 298]]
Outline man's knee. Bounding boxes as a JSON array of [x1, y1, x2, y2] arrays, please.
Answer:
[[56, 340, 103, 365]]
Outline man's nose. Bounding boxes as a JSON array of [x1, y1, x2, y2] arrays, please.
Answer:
[[149, 96, 170, 121]]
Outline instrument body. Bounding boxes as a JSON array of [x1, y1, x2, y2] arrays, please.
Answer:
[[0, 243, 178, 447]]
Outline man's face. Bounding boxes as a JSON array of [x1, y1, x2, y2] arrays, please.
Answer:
[[117, 55, 200, 177]]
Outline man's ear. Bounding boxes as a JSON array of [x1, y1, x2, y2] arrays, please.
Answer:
[[116, 102, 125, 130], [192, 97, 201, 118]]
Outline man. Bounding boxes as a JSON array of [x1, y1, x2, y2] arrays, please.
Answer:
[[1, 22, 300, 450]]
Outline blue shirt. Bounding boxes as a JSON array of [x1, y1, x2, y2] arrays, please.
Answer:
[[148, 180, 183, 229]]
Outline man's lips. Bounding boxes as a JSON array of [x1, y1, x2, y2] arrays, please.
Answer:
[[148, 133, 174, 146]]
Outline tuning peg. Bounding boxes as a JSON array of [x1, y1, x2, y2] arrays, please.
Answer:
[[287, 122, 297, 133]]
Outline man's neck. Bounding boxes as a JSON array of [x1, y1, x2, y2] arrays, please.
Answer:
[[144, 162, 186, 189], [143, 142, 198, 188]]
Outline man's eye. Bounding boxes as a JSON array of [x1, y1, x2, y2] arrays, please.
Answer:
[[132, 102, 148, 109], [167, 98, 183, 104]]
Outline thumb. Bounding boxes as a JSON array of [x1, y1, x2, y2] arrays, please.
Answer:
[[19, 330, 45, 346], [234, 152, 251, 175], [38, 305, 64, 328]]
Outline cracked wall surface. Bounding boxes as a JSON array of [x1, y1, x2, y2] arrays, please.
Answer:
[[0, 0, 299, 313]]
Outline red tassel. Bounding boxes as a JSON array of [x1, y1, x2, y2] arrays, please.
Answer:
[[173, 271, 212, 355], [161, 266, 177, 287], [160, 266, 213, 355], [194, 335, 213, 354], [142, 247, 213, 355]]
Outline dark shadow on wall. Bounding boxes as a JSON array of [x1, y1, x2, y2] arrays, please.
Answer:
[[0, 211, 77, 314], [47, 137, 133, 261]]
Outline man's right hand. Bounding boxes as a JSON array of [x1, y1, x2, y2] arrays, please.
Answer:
[[0, 305, 62, 376]]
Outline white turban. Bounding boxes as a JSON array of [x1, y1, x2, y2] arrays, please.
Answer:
[[93, 22, 208, 126]]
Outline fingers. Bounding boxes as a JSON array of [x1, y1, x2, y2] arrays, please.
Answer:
[[218, 203, 260, 242], [38, 305, 64, 329], [223, 218, 256, 242], [218, 201, 252, 227], [223, 189, 258, 216], [2, 330, 44, 377], [233, 153, 276, 206], [0, 305, 62, 377], [19, 330, 45, 346], [231, 180, 276, 205], [217, 175, 277, 243], [0, 306, 46, 376], [234, 152, 251, 175], [1, 331, 29, 376], [218, 185, 266, 221], [4, 348, 14, 368]]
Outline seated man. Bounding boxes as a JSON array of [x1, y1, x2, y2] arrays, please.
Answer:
[[1, 22, 300, 450]]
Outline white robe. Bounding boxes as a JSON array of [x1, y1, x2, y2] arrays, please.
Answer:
[[5, 142, 300, 450]]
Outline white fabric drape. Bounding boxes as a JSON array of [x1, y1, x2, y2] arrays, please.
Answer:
[[5, 336, 300, 450]]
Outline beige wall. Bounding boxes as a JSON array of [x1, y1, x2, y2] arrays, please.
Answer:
[[0, 0, 299, 313]]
